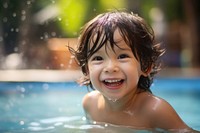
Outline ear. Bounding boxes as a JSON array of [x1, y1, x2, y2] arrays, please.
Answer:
[[141, 65, 152, 77]]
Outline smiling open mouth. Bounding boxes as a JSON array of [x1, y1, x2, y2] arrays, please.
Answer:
[[103, 79, 124, 89]]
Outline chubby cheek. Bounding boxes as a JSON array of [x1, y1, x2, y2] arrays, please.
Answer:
[[124, 63, 142, 87], [88, 65, 101, 90]]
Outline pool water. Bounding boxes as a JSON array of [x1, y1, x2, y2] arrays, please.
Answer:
[[0, 78, 200, 132]]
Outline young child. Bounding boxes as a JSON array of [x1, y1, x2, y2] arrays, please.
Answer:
[[69, 11, 193, 131]]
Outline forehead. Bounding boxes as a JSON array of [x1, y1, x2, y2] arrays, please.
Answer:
[[93, 28, 121, 39], [90, 29, 131, 54], [85, 18, 134, 59], [113, 29, 123, 42], [112, 29, 131, 49]]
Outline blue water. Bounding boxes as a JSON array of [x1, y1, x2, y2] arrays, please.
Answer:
[[0, 78, 200, 132]]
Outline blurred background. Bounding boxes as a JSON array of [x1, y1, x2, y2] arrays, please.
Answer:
[[0, 0, 199, 72]]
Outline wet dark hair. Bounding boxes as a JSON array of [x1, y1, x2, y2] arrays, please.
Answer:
[[69, 11, 164, 92]]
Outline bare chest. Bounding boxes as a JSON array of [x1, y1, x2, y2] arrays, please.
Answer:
[[89, 108, 150, 128]]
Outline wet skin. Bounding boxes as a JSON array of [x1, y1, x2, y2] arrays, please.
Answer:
[[82, 29, 190, 130]]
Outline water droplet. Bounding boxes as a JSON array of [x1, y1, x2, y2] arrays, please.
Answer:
[[43, 83, 49, 90], [3, 17, 8, 22], [93, 121, 97, 124], [27, 0, 31, 5], [14, 47, 19, 52], [21, 40, 26, 45], [82, 116, 86, 121], [10, 28, 14, 32], [123, 110, 134, 116], [44, 32, 49, 39], [20, 121, 25, 125], [112, 99, 118, 102], [51, 32, 56, 37], [0, 36, 3, 42], [21, 10, 26, 15], [3, 2, 8, 8], [15, 28, 19, 32], [13, 13, 17, 17], [108, 98, 118, 102], [60, 63, 64, 68], [20, 87, 26, 92], [21, 15, 26, 21], [58, 17, 62, 21]]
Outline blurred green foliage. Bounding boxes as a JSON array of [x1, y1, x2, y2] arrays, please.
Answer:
[[0, 0, 184, 37], [0, 0, 187, 39], [163, 0, 184, 21], [57, 0, 126, 37], [139, 0, 157, 23]]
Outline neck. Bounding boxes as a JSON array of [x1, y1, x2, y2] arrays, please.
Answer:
[[103, 88, 139, 111]]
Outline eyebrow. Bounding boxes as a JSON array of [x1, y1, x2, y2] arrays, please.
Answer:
[[115, 40, 131, 50], [116, 46, 132, 53], [111, 43, 132, 53]]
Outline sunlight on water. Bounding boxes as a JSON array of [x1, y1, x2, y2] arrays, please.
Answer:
[[25, 118, 197, 133], [39, 116, 81, 124], [0, 81, 199, 132], [25, 116, 145, 133], [28, 116, 71, 131]]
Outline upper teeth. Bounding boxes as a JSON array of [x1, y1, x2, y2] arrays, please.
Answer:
[[104, 79, 121, 83]]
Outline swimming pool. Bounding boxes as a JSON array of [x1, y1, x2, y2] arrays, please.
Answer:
[[0, 78, 199, 132]]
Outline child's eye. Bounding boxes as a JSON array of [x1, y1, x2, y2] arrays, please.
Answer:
[[118, 54, 129, 59], [92, 56, 103, 61]]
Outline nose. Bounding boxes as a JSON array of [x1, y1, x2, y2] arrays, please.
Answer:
[[103, 60, 119, 73]]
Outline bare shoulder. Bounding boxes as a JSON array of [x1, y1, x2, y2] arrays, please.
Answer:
[[140, 92, 189, 129], [82, 90, 100, 111]]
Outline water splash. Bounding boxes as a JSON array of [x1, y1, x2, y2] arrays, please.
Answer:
[[107, 98, 118, 102], [123, 110, 134, 116]]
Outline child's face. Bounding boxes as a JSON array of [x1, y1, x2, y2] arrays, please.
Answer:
[[87, 29, 143, 101]]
